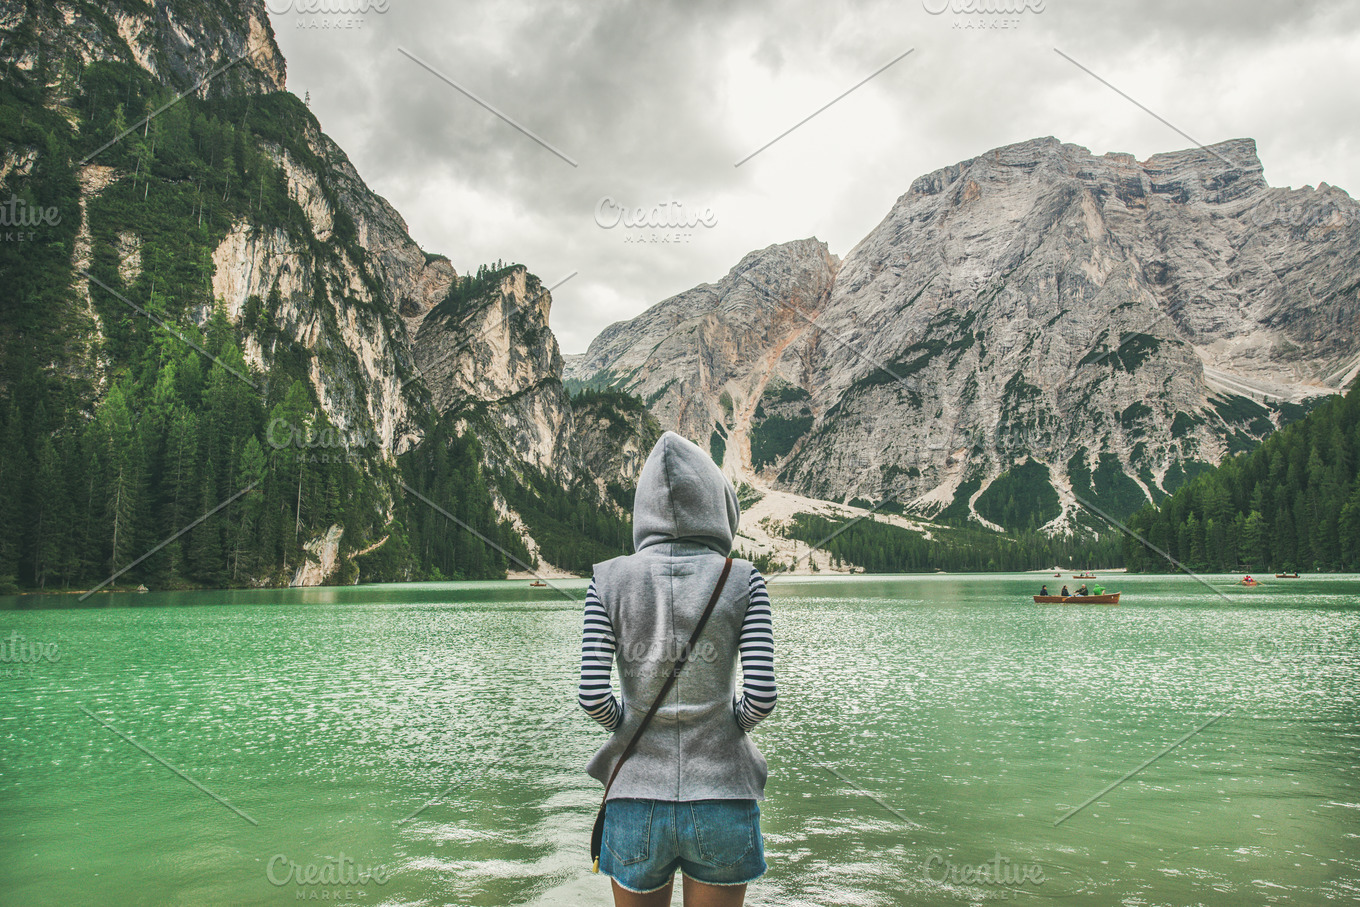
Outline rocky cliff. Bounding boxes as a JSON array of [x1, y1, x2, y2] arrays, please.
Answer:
[[568, 238, 839, 485], [0, 0, 650, 588], [7, 0, 286, 98], [414, 267, 571, 475], [569, 137, 1360, 531]]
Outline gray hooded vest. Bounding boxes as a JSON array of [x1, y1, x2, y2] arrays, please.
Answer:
[[585, 431, 769, 801]]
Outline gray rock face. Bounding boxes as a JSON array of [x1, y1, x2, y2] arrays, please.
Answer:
[[10, 0, 651, 567], [208, 126, 452, 460], [413, 267, 574, 477], [4, 0, 287, 98], [568, 238, 839, 483], [410, 267, 661, 504], [570, 393, 662, 503], [568, 137, 1360, 528]]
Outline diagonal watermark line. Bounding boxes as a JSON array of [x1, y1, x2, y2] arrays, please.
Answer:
[[1054, 709, 1232, 826], [398, 47, 578, 167], [81, 271, 259, 391], [1075, 305, 1187, 373], [1052, 49, 1241, 171], [80, 44, 269, 165], [783, 739, 923, 828], [735, 269, 917, 392], [736, 48, 915, 167], [734, 268, 971, 572], [398, 481, 579, 601], [1070, 491, 1232, 603], [398, 776, 466, 825], [79, 705, 259, 825], [403, 271, 577, 390], [397, 707, 579, 826], [759, 443, 959, 578], [80, 482, 261, 600], [391, 481, 587, 832], [766, 493, 902, 581]]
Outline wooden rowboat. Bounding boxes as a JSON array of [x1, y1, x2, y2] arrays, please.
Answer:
[[1033, 593, 1121, 605], [1274, 573, 1300, 579]]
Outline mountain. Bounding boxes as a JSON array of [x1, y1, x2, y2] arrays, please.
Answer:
[[0, 0, 651, 591], [568, 137, 1360, 534], [567, 237, 839, 469], [1124, 381, 1360, 573]]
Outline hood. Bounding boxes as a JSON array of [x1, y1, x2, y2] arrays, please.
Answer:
[[633, 431, 740, 555]]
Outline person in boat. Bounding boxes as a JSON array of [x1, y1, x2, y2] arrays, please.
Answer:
[[1091, 584, 1104, 596], [1075, 583, 1089, 597], [1040, 585, 1049, 596], [1060, 585, 1070, 597]]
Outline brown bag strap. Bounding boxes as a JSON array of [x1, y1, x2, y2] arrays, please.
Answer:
[[601, 556, 734, 798]]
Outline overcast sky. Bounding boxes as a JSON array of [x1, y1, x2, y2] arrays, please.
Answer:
[[265, 0, 1360, 353]]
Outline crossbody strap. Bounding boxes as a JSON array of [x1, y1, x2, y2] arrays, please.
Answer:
[[600, 556, 734, 797]]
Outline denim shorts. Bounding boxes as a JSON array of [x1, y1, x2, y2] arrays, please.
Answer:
[[598, 798, 767, 893]]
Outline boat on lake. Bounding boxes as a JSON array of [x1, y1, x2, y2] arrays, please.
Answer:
[[529, 581, 548, 587], [1034, 592, 1121, 605], [1275, 572, 1301, 578], [1073, 572, 1097, 579]]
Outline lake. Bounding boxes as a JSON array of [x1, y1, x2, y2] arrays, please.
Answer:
[[1, 573, 1358, 905]]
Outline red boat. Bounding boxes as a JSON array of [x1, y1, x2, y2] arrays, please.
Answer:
[[1034, 592, 1121, 605]]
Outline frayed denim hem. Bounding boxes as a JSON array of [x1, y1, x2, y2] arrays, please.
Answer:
[[606, 868, 765, 893], [604, 871, 674, 894], [681, 868, 766, 887]]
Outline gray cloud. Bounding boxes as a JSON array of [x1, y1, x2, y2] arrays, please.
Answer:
[[269, 0, 1360, 352]]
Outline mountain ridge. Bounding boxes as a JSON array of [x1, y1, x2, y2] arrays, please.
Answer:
[[568, 135, 1360, 534], [0, 0, 652, 590]]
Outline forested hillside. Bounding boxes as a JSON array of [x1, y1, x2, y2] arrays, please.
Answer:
[[1124, 384, 1360, 573], [778, 513, 1123, 574], [0, 11, 628, 592]]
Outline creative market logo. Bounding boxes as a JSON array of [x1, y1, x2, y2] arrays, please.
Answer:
[[595, 197, 717, 245], [1248, 197, 1359, 235], [265, 0, 389, 29], [0, 194, 61, 243], [266, 853, 392, 898], [922, 0, 1045, 29], [924, 852, 1046, 896], [0, 631, 61, 678], [266, 417, 380, 465]]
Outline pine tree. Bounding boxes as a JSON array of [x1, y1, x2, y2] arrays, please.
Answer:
[[96, 384, 143, 577], [30, 436, 71, 589], [0, 401, 28, 581], [228, 436, 266, 581], [161, 406, 201, 581], [188, 465, 224, 585], [1128, 385, 1360, 573]]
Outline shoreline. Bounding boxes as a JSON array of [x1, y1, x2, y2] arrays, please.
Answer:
[[11, 567, 1359, 601]]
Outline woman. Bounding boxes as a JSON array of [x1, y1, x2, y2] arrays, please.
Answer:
[[579, 432, 777, 906]]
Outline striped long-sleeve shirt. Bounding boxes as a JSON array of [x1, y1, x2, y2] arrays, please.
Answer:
[[578, 568, 777, 733]]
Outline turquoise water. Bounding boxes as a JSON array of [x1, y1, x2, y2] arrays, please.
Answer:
[[1, 573, 1358, 905]]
